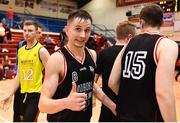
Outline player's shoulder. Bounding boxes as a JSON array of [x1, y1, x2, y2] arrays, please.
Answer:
[[160, 37, 178, 49], [86, 47, 97, 62], [50, 50, 65, 61]]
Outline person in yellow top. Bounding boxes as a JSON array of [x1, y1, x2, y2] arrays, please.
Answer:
[[0, 20, 50, 122]]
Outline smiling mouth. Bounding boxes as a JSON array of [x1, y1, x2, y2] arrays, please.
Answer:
[[76, 39, 85, 42]]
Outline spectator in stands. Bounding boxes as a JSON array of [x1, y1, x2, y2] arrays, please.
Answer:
[[175, 45, 180, 82], [54, 30, 67, 51], [0, 21, 5, 43], [44, 34, 56, 45], [86, 35, 96, 50], [6, 7, 14, 28], [1, 17, 6, 24], [2, 49, 11, 79], [36, 25, 42, 40], [59, 29, 68, 46], [2, 48, 8, 53], [0, 64, 3, 80], [2, 22, 12, 43], [96, 34, 112, 51]]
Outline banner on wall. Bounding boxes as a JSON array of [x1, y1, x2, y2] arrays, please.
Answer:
[[174, 20, 180, 32], [174, 11, 180, 31], [0, 0, 9, 4], [162, 12, 174, 27], [40, 1, 58, 12], [15, 0, 34, 8], [40, 1, 76, 13], [116, 0, 158, 6]]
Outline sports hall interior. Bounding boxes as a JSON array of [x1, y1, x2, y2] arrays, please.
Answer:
[[0, 0, 180, 122]]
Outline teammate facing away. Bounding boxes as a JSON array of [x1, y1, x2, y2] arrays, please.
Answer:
[[95, 21, 136, 122], [109, 4, 177, 122], [38, 10, 116, 122]]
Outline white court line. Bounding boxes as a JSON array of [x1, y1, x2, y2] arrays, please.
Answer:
[[0, 115, 10, 122]]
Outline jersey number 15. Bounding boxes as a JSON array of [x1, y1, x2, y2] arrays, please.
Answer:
[[123, 51, 147, 80]]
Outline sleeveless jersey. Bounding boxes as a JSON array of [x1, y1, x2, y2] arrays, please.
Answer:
[[117, 33, 164, 121], [47, 46, 96, 122], [96, 45, 123, 101], [18, 42, 44, 93], [96, 45, 123, 121]]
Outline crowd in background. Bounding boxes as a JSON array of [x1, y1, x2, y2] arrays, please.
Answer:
[[0, 15, 112, 80], [0, 3, 179, 122]]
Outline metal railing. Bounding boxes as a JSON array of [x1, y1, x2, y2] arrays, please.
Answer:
[[92, 24, 115, 38], [92, 24, 116, 44]]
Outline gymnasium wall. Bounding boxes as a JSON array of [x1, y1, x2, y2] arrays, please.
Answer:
[[1, 0, 180, 41], [0, 0, 76, 19], [83, 0, 180, 41]]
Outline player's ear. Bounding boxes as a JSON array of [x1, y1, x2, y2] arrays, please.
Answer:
[[139, 19, 145, 32]]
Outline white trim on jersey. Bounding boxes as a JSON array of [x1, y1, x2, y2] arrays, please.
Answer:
[[65, 45, 85, 65], [57, 50, 67, 85], [153, 37, 164, 65]]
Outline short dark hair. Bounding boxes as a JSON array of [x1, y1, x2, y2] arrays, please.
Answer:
[[140, 4, 163, 28], [23, 20, 38, 30], [116, 21, 136, 40], [67, 10, 92, 24]]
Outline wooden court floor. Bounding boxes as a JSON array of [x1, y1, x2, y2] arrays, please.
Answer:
[[0, 82, 180, 122]]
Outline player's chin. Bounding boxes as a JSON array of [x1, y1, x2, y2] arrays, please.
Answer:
[[25, 37, 31, 41], [75, 42, 85, 48], [76, 44, 84, 48]]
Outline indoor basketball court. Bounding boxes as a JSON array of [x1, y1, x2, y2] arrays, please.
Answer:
[[0, 81, 180, 122], [1, 0, 180, 122]]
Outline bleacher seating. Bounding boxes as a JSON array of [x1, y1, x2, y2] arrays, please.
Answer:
[[0, 30, 59, 79], [0, 11, 67, 33]]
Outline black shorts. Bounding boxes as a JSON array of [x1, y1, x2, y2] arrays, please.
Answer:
[[21, 93, 40, 122], [13, 87, 23, 122], [99, 105, 118, 122]]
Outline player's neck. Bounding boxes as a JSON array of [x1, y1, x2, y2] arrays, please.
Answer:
[[142, 27, 160, 34], [116, 39, 127, 46], [26, 39, 38, 49], [66, 44, 84, 59]]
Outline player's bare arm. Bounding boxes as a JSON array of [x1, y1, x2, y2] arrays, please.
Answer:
[[89, 49, 116, 115], [156, 38, 178, 122], [108, 45, 127, 95], [39, 47, 50, 66], [39, 52, 86, 114]]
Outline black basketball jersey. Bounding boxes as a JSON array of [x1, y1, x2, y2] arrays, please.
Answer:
[[96, 45, 123, 102], [47, 46, 95, 122], [96, 45, 123, 121], [117, 33, 164, 121]]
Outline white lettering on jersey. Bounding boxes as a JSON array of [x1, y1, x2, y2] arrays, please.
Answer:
[[123, 51, 147, 80]]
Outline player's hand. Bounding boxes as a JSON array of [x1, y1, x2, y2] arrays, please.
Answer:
[[0, 95, 12, 111], [111, 103, 117, 116], [67, 82, 87, 111]]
